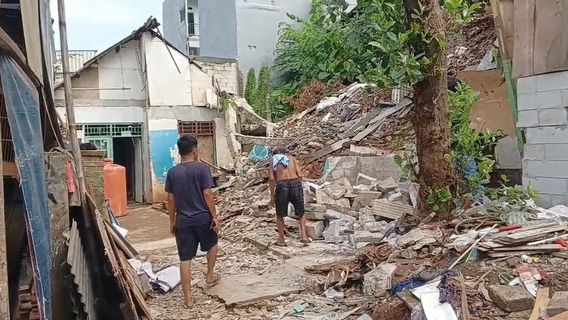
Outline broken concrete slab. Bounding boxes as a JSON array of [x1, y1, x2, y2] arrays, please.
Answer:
[[370, 199, 414, 220], [316, 189, 351, 209], [487, 285, 535, 312], [289, 203, 327, 220], [349, 145, 385, 156], [356, 191, 382, 207], [358, 209, 376, 223], [353, 230, 384, 244], [396, 227, 443, 248], [199, 263, 307, 306], [547, 291, 568, 317], [363, 263, 398, 296], [364, 221, 389, 233], [357, 173, 377, 186], [375, 177, 398, 193]]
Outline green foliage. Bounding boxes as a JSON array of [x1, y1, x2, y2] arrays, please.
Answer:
[[245, 69, 257, 106], [427, 187, 454, 214], [442, 0, 484, 28], [488, 175, 540, 206], [255, 67, 272, 118], [446, 84, 503, 196], [394, 153, 417, 183]]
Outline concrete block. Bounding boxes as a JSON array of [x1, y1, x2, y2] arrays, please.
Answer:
[[539, 108, 568, 126], [517, 110, 539, 128], [526, 160, 568, 178], [516, 76, 537, 94], [523, 144, 546, 160], [547, 291, 568, 317], [306, 221, 325, 239], [353, 230, 384, 243], [546, 143, 568, 160], [364, 221, 389, 233], [487, 285, 534, 312], [356, 191, 382, 207], [523, 177, 568, 195], [363, 263, 398, 296], [536, 71, 568, 92], [526, 127, 568, 144], [495, 136, 522, 169], [518, 90, 562, 111], [357, 173, 377, 186], [375, 177, 399, 193]]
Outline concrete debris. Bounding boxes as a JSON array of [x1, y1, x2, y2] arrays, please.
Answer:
[[349, 145, 385, 156], [315, 97, 341, 114], [369, 199, 414, 220], [356, 173, 377, 186], [306, 221, 325, 239], [355, 191, 382, 207], [363, 263, 397, 296], [547, 291, 568, 317], [375, 177, 399, 193], [487, 285, 535, 312], [396, 227, 443, 248]]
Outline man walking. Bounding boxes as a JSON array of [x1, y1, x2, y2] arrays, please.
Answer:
[[165, 134, 220, 308], [268, 147, 309, 246]]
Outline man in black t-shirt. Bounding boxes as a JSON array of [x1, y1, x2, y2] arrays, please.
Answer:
[[165, 134, 220, 308]]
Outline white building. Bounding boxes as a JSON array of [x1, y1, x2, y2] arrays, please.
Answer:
[[55, 18, 238, 203]]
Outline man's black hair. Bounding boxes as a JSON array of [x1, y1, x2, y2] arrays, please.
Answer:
[[272, 147, 287, 155], [178, 134, 198, 156]]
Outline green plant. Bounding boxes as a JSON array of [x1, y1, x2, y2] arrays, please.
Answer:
[[255, 66, 272, 119], [245, 68, 257, 106], [394, 153, 418, 183], [488, 175, 540, 205], [427, 187, 454, 214]]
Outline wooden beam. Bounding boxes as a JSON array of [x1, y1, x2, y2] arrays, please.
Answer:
[[0, 27, 26, 65]]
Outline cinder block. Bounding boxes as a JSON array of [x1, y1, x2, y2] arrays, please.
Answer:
[[545, 144, 568, 161], [517, 76, 537, 94], [536, 71, 568, 92], [518, 91, 563, 111], [523, 144, 546, 161], [525, 160, 568, 178], [525, 127, 568, 144], [517, 110, 539, 128], [539, 108, 568, 126], [523, 177, 567, 195]]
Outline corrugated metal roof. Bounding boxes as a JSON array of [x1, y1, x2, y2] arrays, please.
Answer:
[[55, 50, 97, 73], [67, 220, 97, 320]]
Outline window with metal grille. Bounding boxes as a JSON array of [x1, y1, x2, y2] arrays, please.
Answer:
[[83, 124, 142, 137], [178, 121, 215, 136]]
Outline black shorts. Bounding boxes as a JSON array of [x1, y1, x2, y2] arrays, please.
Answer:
[[175, 224, 218, 261], [275, 178, 305, 218]]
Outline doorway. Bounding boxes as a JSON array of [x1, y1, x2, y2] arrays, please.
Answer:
[[177, 121, 216, 165], [83, 123, 144, 203]]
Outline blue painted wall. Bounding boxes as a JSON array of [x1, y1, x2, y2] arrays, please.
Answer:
[[149, 129, 178, 183]]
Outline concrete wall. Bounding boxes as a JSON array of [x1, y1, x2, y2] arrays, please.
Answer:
[[195, 57, 239, 95], [235, 0, 311, 73], [148, 106, 232, 202], [162, 0, 187, 54], [199, 0, 238, 59], [517, 70, 568, 207]]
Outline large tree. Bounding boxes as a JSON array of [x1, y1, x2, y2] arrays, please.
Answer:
[[402, 0, 458, 217]]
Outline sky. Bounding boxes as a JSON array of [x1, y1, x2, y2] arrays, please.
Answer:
[[50, 0, 163, 51]]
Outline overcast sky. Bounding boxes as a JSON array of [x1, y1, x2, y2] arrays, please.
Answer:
[[50, 0, 163, 51]]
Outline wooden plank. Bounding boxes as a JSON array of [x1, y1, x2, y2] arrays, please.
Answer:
[[529, 287, 550, 320], [533, 0, 568, 75], [493, 244, 565, 251], [498, 0, 515, 60], [0, 27, 26, 65], [512, 0, 536, 78], [305, 139, 350, 165]]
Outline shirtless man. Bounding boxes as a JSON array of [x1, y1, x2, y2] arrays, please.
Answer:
[[268, 147, 309, 246]]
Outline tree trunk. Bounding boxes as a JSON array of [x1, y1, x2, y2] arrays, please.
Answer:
[[404, 0, 458, 217]]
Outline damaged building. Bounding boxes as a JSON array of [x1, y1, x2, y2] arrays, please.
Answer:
[[54, 18, 239, 203]]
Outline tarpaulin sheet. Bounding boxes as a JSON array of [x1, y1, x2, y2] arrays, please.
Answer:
[[0, 55, 51, 320]]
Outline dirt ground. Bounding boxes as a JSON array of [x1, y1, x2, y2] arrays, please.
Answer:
[[119, 206, 374, 320]]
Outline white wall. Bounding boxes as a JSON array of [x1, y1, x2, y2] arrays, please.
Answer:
[[98, 40, 146, 100], [143, 33, 193, 106]]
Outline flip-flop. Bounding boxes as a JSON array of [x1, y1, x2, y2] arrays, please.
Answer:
[[205, 272, 221, 285], [273, 241, 288, 247]]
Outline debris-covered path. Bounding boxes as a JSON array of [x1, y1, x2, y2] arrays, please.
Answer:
[[120, 206, 369, 320]]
